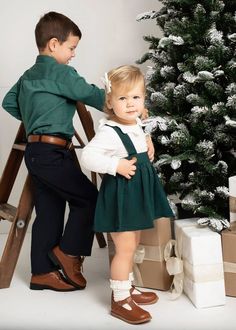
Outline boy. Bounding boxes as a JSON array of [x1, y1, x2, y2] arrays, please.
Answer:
[[2, 11, 105, 291]]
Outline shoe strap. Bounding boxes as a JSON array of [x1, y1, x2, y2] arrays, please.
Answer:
[[130, 285, 142, 294]]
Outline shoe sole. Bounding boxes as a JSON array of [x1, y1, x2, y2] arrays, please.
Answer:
[[30, 283, 78, 292], [133, 296, 159, 305], [111, 312, 151, 324], [48, 251, 86, 290]]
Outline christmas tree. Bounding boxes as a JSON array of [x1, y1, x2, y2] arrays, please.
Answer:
[[137, 0, 236, 232]]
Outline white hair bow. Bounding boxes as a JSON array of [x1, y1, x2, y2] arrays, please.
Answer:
[[100, 72, 111, 93]]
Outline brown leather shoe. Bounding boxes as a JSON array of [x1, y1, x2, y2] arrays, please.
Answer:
[[30, 271, 77, 291], [48, 246, 86, 289], [111, 295, 151, 324], [130, 285, 159, 305]]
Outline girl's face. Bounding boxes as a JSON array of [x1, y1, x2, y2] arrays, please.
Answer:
[[51, 33, 79, 64], [107, 81, 145, 125]]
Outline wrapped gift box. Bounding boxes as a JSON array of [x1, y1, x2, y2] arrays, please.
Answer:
[[229, 176, 236, 223], [174, 219, 225, 308], [107, 217, 173, 290], [221, 222, 236, 297], [133, 217, 173, 290]]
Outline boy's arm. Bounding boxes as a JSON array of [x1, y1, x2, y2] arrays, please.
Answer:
[[63, 68, 105, 111], [2, 82, 22, 120], [141, 108, 155, 161], [146, 135, 155, 162]]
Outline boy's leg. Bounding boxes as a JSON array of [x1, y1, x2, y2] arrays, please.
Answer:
[[30, 177, 66, 274], [25, 143, 97, 288], [29, 175, 77, 291], [47, 157, 98, 289], [39, 149, 98, 255]]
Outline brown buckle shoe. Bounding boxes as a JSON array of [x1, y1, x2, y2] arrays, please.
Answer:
[[48, 246, 86, 289], [130, 285, 159, 305], [30, 271, 77, 291], [111, 295, 151, 324]]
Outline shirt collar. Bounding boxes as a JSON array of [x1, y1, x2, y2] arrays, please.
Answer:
[[36, 55, 57, 64], [99, 117, 143, 135]]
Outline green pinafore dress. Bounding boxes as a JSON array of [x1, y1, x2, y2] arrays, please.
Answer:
[[94, 125, 174, 233]]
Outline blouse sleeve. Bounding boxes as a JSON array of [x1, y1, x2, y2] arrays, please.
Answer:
[[80, 126, 121, 176]]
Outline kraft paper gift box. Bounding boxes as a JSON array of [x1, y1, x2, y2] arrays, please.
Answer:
[[229, 176, 236, 223], [221, 222, 236, 297], [133, 217, 173, 290], [174, 219, 226, 308], [107, 217, 172, 290]]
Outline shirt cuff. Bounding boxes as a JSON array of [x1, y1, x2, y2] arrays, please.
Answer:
[[107, 157, 120, 176]]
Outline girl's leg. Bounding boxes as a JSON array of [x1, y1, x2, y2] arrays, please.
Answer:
[[110, 231, 136, 301], [109, 231, 151, 324], [111, 231, 137, 280]]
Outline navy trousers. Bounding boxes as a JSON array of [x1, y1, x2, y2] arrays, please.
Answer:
[[24, 142, 98, 274]]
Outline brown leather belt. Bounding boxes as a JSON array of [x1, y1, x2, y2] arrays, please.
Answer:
[[27, 135, 73, 149]]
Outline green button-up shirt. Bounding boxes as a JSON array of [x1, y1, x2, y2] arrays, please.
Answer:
[[2, 55, 105, 139]]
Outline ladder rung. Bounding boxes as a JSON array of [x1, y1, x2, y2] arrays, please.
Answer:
[[0, 203, 17, 222], [13, 143, 26, 151]]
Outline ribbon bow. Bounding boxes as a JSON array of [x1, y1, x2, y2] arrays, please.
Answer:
[[164, 239, 184, 299], [197, 217, 230, 233], [100, 72, 111, 93]]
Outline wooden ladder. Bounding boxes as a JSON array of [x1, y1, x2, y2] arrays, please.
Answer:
[[0, 102, 106, 289]]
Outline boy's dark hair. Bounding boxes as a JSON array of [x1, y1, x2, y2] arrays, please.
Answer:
[[35, 11, 82, 51]]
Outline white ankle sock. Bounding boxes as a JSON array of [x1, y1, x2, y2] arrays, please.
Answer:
[[129, 272, 134, 282], [110, 279, 131, 304], [129, 272, 141, 295]]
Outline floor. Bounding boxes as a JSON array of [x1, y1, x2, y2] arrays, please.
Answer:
[[0, 233, 235, 330]]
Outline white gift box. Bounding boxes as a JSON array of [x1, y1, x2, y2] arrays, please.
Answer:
[[229, 176, 236, 223], [174, 219, 226, 308]]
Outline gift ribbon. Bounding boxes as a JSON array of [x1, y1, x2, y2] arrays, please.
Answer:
[[164, 237, 224, 301], [224, 261, 236, 273], [164, 239, 184, 299], [184, 260, 224, 282], [230, 196, 236, 222]]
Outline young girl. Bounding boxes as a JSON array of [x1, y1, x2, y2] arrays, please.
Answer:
[[80, 65, 174, 324]]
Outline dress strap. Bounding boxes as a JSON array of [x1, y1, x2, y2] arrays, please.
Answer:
[[105, 125, 137, 156]]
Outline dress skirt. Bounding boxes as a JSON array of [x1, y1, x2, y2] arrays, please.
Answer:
[[94, 152, 174, 232]]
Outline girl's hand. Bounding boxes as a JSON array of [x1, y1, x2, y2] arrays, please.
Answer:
[[117, 157, 137, 179], [146, 135, 155, 162]]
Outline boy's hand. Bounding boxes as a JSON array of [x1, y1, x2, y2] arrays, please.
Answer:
[[117, 158, 137, 179], [140, 108, 149, 120], [146, 135, 155, 162]]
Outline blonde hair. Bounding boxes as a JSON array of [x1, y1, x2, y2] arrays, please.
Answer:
[[104, 65, 145, 118]]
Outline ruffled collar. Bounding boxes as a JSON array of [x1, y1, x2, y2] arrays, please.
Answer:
[[99, 117, 143, 135]]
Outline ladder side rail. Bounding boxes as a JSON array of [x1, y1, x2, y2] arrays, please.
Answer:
[[0, 175, 34, 288], [0, 150, 24, 202], [0, 123, 26, 202]]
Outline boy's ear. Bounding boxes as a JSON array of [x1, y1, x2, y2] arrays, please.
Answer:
[[48, 38, 59, 52]]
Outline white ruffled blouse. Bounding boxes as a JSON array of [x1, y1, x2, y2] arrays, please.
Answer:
[[80, 117, 148, 176]]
